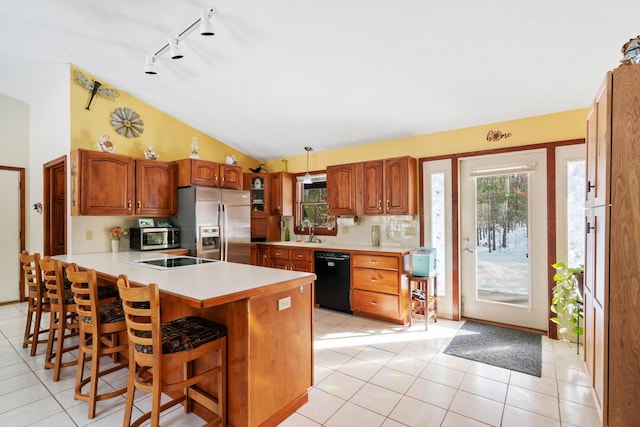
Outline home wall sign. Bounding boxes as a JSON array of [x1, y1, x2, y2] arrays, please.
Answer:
[[486, 130, 513, 142], [111, 107, 144, 138]]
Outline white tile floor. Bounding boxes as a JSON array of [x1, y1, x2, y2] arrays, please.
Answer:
[[0, 303, 600, 426]]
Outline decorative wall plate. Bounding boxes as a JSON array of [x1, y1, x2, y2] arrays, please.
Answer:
[[111, 107, 144, 138]]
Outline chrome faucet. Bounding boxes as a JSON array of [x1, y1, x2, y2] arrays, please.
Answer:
[[301, 219, 315, 243]]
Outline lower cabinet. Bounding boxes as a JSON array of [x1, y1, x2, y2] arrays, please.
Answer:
[[351, 253, 409, 323], [268, 246, 313, 272]]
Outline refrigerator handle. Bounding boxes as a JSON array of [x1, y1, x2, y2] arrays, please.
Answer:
[[223, 203, 229, 262]]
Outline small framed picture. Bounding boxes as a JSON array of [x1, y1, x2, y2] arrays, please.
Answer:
[[138, 218, 155, 228]]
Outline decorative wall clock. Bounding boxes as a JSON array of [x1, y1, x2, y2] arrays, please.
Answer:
[[73, 69, 119, 110], [111, 107, 144, 138]]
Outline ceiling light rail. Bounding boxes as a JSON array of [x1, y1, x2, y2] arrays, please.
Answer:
[[144, 7, 218, 74]]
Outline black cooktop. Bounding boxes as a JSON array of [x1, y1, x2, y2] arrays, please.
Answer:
[[135, 256, 216, 269]]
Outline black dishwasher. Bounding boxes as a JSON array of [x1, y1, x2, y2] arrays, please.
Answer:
[[314, 251, 351, 313]]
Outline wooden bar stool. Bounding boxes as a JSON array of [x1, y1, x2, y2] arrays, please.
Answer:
[[40, 256, 79, 382], [117, 275, 227, 427], [408, 274, 438, 330], [21, 251, 50, 357], [66, 264, 128, 419]]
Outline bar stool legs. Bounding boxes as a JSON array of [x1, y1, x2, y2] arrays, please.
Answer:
[[21, 251, 50, 357]]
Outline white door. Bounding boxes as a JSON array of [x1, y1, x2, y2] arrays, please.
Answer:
[[459, 150, 548, 330], [0, 169, 21, 302]]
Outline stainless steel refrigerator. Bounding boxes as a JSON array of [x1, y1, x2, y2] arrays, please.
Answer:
[[174, 186, 251, 264]]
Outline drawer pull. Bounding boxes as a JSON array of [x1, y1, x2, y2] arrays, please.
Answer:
[[369, 277, 379, 282], [297, 254, 303, 258], [369, 300, 379, 305], [368, 260, 379, 264]]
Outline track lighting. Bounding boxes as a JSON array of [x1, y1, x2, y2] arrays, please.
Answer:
[[144, 55, 157, 74], [199, 10, 215, 36], [168, 38, 183, 59], [144, 7, 218, 74]]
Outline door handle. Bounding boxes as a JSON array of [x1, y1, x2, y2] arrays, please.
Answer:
[[464, 248, 474, 254]]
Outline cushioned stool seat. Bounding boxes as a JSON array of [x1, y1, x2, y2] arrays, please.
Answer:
[[117, 275, 227, 427]]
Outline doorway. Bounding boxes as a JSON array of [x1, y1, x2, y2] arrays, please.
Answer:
[[459, 150, 548, 330], [0, 167, 25, 303], [44, 156, 67, 256]]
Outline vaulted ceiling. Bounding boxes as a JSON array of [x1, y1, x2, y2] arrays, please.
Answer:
[[0, 1, 636, 160]]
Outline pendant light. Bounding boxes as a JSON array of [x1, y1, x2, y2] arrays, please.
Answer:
[[303, 147, 313, 184]]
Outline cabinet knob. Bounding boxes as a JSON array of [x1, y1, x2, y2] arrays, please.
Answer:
[[377, 200, 382, 210], [386, 199, 390, 209], [137, 200, 141, 210], [127, 200, 132, 211], [299, 285, 304, 294]]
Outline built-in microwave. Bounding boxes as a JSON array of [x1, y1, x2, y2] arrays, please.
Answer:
[[129, 227, 181, 251]]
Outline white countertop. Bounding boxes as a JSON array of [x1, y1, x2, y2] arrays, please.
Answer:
[[53, 251, 314, 306], [259, 241, 415, 254]]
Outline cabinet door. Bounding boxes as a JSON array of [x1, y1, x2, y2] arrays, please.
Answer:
[[268, 172, 293, 216], [135, 159, 178, 216], [177, 159, 219, 187], [384, 157, 416, 214], [327, 163, 358, 216], [219, 164, 243, 189], [585, 72, 611, 208], [77, 150, 135, 215], [269, 173, 283, 215], [362, 160, 384, 214]]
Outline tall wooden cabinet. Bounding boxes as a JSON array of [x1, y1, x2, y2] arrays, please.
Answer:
[[584, 65, 640, 426], [70, 149, 177, 216]]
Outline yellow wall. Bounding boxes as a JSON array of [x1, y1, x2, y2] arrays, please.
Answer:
[[69, 65, 257, 168], [69, 63, 586, 174], [262, 108, 588, 174]]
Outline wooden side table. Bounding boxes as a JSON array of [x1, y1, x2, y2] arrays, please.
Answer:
[[408, 274, 437, 330]]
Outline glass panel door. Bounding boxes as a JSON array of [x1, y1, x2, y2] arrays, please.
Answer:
[[460, 150, 548, 330]]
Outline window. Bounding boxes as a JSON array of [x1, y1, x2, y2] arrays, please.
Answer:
[[295, 173, 336, 235]]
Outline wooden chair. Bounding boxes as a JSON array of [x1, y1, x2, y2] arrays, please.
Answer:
[[66, 264, 128, 419], [21, 251, 50, 357], [117, 275, 227, 427], [40, 256, 80, 382]]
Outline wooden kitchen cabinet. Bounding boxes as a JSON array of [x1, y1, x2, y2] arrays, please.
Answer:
[[268, 246, 313, 272], [362, 156, 417, 215], [70, 149, 177, 216], [268, 172, 293, 216], [176, 158, 243, 189], [584, 65, 640, 426], [351, 252, 409, 323], [326, 162, 361, 216]]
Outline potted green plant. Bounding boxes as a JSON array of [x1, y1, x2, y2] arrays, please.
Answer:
[[550, 262, 584, 344]]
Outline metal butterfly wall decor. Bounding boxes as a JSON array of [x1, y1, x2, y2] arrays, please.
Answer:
[[73, 69, 120, 110]]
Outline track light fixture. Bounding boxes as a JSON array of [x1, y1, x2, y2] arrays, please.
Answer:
[[144, 55, 157, 74], [144, 7, 217, 74]]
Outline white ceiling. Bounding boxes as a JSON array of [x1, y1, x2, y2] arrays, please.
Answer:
[[0, 1, 636, 160]]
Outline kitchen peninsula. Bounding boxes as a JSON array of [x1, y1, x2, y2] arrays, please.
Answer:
[[53, 251, 315, 427]]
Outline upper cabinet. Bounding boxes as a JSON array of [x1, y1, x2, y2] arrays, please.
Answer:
[[71, 149, 177, 216], [268, 172, 293, 216], [176, 159, 243, 189], [327, 163, 361, 216], [329, 156, 416, 216], [383, 156, 417, 215]]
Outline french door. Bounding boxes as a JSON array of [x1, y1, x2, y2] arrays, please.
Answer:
[[459, 150, 548, 330]]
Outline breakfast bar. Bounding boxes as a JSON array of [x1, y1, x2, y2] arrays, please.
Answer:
[[53, 251, 315, 427]]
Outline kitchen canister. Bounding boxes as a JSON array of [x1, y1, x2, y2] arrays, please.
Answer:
[[371, 225, 380, 246]]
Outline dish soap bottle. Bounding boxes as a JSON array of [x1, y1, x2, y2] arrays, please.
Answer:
[[284, 226, 290, 241]]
